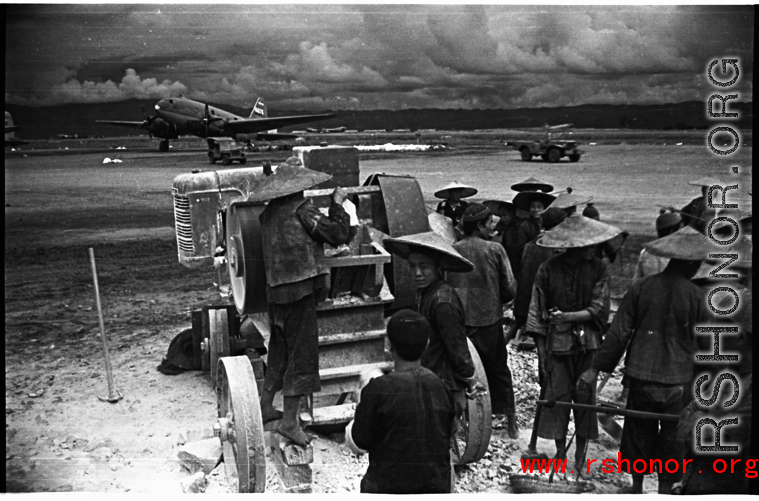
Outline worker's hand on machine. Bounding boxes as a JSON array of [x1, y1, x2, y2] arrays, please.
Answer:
[[466, 379, 487, 399], [577, 368, 599, 392], [332, 186, 348, 205]]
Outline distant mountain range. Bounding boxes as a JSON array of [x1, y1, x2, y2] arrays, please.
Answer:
[[5, 100, 752, 139]]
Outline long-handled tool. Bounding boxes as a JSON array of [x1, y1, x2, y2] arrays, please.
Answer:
[[89, 248, 123, 403], [594, 373, 623, 442], [522, 377, 549, 462], [537, 400, 680, 421]]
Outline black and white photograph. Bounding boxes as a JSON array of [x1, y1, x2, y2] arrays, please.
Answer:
[[5, 3, 754, 494]]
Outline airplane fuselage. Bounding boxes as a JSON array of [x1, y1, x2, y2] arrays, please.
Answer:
[[152, 98, 250, 140]]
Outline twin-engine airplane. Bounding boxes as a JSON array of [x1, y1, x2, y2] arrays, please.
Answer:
[[97, 96, 335, 152]]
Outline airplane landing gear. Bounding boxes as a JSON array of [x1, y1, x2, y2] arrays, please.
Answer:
[[159, 140, 170, 152]]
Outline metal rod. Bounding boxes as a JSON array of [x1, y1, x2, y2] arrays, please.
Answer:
[[89, 248, 122, 403], [537, 400, 679, 421], [656, 204, 707, 223]]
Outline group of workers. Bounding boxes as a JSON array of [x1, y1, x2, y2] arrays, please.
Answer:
[[250, 157, 752, 494]]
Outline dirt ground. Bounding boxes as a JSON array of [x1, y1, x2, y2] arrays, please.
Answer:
[[4, 137, 752, 493]]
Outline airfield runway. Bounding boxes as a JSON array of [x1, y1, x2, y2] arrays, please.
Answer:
[[4, 139, 753, 493]]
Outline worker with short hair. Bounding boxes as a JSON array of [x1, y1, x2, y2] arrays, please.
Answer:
[[525, 214, 620, 479], [578, 226, 712, 493], [447, 203, 519, 438], [346, 309, 456, 493], [382, 232, 484, 425], [255, 157, 356, 447]]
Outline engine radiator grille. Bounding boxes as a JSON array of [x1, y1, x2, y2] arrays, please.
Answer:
[[173, 193, 194, 253]]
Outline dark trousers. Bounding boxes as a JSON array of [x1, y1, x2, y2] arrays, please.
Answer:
[[468, 321, 515, 415], [263, 294, 321, 397], [538, 351, 598, 440], [620, 377, 686, 484]]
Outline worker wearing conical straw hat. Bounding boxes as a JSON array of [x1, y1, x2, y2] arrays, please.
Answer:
[[632, 209, 682, 283], [446, 204, 519, 439], [504, 178, 555, 271], [255, 157, 356, 447], [677, 235, 752, 495], [578, 226, 712, 493], [435, 181, 477, 228], [548, 191, 594, 217], [524, 214, 622, 479], [382, 231, 485, 425]]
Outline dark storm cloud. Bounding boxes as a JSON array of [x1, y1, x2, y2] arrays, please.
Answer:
[[4, 4, 753, 109]]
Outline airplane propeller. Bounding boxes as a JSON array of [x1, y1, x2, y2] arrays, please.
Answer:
[[140, 106, 155, 139]]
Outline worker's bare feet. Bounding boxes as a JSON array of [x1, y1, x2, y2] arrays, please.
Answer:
[[277, 422, 311, 446], [261, 407, 283, 423]]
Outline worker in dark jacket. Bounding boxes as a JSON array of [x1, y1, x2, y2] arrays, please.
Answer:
[[506, 178, 555, 272], [255, 157, 355, 446], [346, 309, 456, 493], [447, 204, 519, 438], [383, 231, 484, 423], [435, 181, 477, 229], [525, 214, 621, 478], [513, 190, 556, 275], [507, 207, 566, 345], [579, 226, 712, 493], [675, 236, 752, 495]]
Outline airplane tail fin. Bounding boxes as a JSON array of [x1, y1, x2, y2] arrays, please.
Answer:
[[6, 111, 16, 139], [250, 98, 267, 119]]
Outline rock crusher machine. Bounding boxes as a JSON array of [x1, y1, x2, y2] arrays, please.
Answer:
[[171, 146, 491, 492]]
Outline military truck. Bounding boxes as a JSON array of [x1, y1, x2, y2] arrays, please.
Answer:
[[207, 137, 247, 165], [506, 123, 583, 163]]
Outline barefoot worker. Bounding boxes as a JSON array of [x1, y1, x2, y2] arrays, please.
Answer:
[[346, 309, 456, 493], [382, 231, 484, 425], [525, 213, 621, 479], [253, 157, 355, 446], [578, 227, 711, 493]]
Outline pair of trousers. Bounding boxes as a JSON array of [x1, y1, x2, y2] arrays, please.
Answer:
[[263, 294, 321, 397]]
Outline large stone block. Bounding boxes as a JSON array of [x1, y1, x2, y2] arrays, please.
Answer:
[[177, 437, 223, 475]]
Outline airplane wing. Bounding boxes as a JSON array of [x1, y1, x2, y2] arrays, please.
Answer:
[[95, 120, 146, 129], [227, 113, 335, 135], [256, 132, 299, 141]]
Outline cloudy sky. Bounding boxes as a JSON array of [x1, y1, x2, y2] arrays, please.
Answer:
[[5, 4, 754, 110]]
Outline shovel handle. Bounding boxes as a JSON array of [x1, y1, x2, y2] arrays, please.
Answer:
[[537, 400, 679, 421]]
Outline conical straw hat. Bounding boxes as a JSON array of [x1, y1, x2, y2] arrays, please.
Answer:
[[511, 177, 554, 193], [512, 191, 556, 212], [434, 181, 478, 199], [383, 231, 474, 272], [246, 157, 331, 203], [644, 226, 715, 261], [537, 214, 622, 249], [549, 192, 594, 210]]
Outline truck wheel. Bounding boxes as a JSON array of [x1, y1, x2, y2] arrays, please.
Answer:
[[520, 148, 532, 161], [208, 152, 217, 164], [239, 158, 247, 165], [569, 153, 581, 162], [222, 154, 232, 165], [547, 148, 561, 163]]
